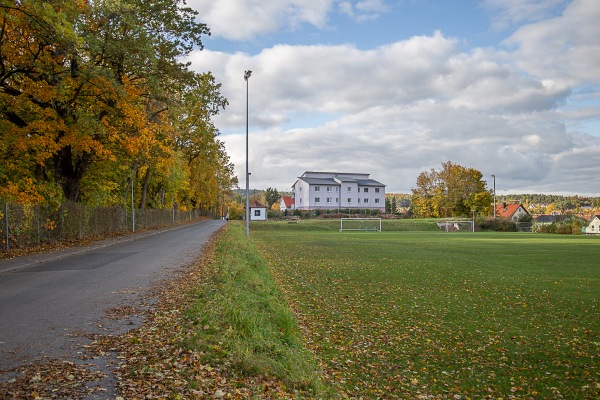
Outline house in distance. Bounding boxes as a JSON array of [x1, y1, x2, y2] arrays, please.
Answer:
[[292, 171, 385, 211]]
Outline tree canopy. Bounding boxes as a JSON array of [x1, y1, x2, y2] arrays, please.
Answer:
[[411, 161, 492, 218], [0, 0, 236, 211], [265, 187, 279, 209]]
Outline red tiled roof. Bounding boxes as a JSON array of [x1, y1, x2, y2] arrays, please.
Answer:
[[281, 196, 294, 207], [495, 203, 522, 218]]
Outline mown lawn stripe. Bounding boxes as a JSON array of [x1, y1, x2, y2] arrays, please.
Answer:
[[253, 220, 600, 399]]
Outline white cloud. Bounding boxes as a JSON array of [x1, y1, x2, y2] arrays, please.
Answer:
[[483, 0, 570, 30], [186, 1, 600, 195], [187, 0, 333, 40], [338, 0, 391, 22], [503, 0, 600, 83]]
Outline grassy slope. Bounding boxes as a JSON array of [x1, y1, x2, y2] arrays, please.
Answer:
[[180, 222, 324, 396], [253, 220, 600, 399]]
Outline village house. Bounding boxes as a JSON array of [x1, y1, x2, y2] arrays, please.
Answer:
[[292, 171, 385, 211], [584, 215, 600, 235], [279, 195, 294, 212], [495, 203, 531, 222]]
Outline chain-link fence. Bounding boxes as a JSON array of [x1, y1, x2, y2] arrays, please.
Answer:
[[1, 201, 205, 252]]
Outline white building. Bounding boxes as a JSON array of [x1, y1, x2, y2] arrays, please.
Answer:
[[584, 215, 600, 235], [292, 171, 385, 211], [249, 201, 267, 221]]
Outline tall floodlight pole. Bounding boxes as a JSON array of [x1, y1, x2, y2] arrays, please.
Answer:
[[491, 174, 496, 218], [244, 70, 252, 237]]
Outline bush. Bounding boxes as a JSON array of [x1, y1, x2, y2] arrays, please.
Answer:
[[533, 217, 586, 235], [479, 217, 517, 232]]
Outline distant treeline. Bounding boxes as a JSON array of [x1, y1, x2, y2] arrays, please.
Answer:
[[497, 194, 600, 210], [385, 193, 600, 215]]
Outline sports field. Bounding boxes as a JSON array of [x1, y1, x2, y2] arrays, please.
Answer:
[[253, 220, 599, 399]]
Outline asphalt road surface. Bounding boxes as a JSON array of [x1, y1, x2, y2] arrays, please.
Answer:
[[0, 220, 226, 375]]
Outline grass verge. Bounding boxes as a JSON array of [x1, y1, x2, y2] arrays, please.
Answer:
[[181, 221, 323, 394], [112, 221, 324, 399]]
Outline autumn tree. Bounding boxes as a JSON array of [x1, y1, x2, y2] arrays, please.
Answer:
[[265, 187, 279, 209], [1, 0, 234, 210], [411, 161, 492, 218]]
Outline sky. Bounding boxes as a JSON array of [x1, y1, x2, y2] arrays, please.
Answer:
[[184, 0, 600, 196]]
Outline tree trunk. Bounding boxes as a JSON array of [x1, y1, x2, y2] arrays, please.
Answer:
[[140, 167, 151, 210], [53, 146, 91, 202]]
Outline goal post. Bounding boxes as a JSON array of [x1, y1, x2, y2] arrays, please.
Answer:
[[438, 220, 474, 232], [339, 218, 382, 232]]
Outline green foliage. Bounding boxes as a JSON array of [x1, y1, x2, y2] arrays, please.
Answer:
[[479, 217, 518, 232], [534, 216, 587, 235], [254, 226, 600, 398], [264, 187, 280, 209]]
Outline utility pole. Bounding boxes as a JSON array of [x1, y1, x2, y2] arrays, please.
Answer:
[[491, 174, 496, 218], [244, 70, 252, 237]]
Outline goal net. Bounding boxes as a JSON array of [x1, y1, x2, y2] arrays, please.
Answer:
[[438, 220, 474, 232], [339, 218, 382, 232]]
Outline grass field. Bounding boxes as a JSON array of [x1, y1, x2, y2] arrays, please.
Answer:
[[252, 219, 600, 399]]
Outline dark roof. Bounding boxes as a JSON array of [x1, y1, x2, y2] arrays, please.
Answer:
[[534, 215, 558, 223], [297, 177, 337, 185], [356, 178, 385, 187], [297, 177, 385, 187], [249, 201, 266, 208]]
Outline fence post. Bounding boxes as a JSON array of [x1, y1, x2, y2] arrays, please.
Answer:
[[4, 202, 9, 251]]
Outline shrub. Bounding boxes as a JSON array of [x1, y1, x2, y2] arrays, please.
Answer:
[[533, 217, 586, 235], [479, 217, 517, 232]]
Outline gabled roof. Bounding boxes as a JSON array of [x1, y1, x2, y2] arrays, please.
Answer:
[[356, 178, 385, 187], [495, 203, 528, 218], [280, 196, 294, 207], [249, 201, 266, 208], [296, 176, 385, 187], [297, 177, 337, 185]]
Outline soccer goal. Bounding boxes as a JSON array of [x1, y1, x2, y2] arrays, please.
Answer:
[[339, 218, 382, 232], [439, 220, 474, 232]]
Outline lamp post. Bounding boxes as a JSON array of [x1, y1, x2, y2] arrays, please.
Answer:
[[491, 174, 496, 218], [244, 70, 252, 237]]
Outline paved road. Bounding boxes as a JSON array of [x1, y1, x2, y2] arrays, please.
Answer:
[[0, 220, 226, 372]]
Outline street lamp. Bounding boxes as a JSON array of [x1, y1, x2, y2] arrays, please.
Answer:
[[491, 174, 496, 218], [244, 70, 252, 237]]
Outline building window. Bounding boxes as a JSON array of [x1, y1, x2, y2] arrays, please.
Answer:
[[336, 187, 339, 192], [364, 198, 369, 203], [347, 187, 351, 192], [254, 210, 261, 216], [358, 198, 361, 203], [358, 188, 360, 192], [336, 198, 339, 203], [299, 198, 302, 203], [364, 188, 369, 193], [327, 186, 332, 192], [375, 188, 380, 193], [375, 198, 380, 204], [347, 198, 352, 203], [327, 197, 332, 203], [315, 186, 320, 191], [315, 197, 320, 203]]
